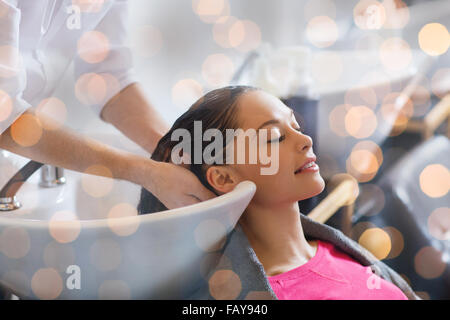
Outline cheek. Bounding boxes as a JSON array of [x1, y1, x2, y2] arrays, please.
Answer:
[[233, 163, 261, 182], [246, 164, 290, 201]]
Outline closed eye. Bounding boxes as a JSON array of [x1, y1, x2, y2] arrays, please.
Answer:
[[268, 126, 302, 143]]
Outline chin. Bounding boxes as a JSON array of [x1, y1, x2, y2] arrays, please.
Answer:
[[315, 178, 326, 195], [297, 177, 326, 201]]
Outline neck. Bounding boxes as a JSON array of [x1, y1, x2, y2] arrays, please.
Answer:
[[239, 200, 316, 276]]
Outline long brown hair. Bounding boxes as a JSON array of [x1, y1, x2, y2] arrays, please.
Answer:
[[137, 85, 259, 215]]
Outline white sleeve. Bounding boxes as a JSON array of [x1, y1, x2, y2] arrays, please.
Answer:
[[0, 0, 32, 135], [73, 0, 137, 118]]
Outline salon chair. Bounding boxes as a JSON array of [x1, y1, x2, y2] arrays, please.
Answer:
[[404, 93, 450, 141], [354, 135, 450, 299]]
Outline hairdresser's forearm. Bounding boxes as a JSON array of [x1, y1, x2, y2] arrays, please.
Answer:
[[101, 82, 170, 154], [0, 108, 159, 185]]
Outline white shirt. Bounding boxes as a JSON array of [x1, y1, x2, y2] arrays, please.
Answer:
[[0, 0, 136, 134]]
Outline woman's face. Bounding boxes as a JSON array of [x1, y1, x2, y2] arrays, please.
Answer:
[[223, 90, 325, 207]]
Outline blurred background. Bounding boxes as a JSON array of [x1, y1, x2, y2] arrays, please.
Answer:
[[17, 0, 450, 299]]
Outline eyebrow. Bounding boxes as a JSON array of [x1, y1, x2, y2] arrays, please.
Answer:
[[257, 109, 295, 131]]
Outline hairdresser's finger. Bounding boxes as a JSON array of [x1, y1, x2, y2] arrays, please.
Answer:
[[194, 186, 216, 202], [200, 190, 216, 201], [173, 195, 203, 209], [188, 188, 216, 202]]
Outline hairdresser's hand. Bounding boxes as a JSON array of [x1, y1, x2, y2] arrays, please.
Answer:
[[143, 161, 217, 209]]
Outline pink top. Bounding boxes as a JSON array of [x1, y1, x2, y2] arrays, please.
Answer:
[[267, 240, 408, 300]]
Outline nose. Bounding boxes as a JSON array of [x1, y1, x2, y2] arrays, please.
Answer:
[[297, 133, 313, 152]]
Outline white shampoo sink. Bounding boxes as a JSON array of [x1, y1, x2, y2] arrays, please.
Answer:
[[0, 144, 256, 299]]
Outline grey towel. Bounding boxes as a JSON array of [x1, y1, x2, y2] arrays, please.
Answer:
[[188, 213, 420, 300]]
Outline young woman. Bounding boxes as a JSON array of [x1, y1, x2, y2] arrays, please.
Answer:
[[138, 86, 419, 300]]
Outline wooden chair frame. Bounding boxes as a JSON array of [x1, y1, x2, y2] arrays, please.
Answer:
[[307, 174, 358, 236], [405, 93, 450, 140]]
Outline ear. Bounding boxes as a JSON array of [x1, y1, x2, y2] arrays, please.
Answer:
[[205, 166, 240, 195]]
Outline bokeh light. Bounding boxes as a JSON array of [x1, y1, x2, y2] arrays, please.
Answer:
[[31, 268, 63, 300], [358, 227, 391, 260], [229, 19, 261, 52], [75, 73, 106, 105], [344, 86, 378, 110], [347, 141, 383, 182], [72, 0, 105, 13], [360, 71, 392, 103], [353, 0, 386, 30], [90, 238, 122, 271], [98, 280, 131, 299], [350, 221, 377, 241], [192, 0, 230, 24], [379, 37, 412, 72], [418, 23, 450, 56], [36, 97, 67, 131], [306, 16, 339, 48], [383, 226, 404, 259], [311, 51, 343, 84], [10, 113, 43, 147], [81, 164, 114, 198], [130, 25, 163, 58], [414, 246, 446, 279], [48, 210, 81, 244], [75, 73, 121, 106], [194, 219, 227, 252], [200, 253, 231, 279], [77, 31, 110, 64], [350, 150, 379, 174], [228, 20, 245, 48], [171, 78, 203, 110], [345, 105, 378, 138], [0, 226, 30, 259], [329, 104, 351, 137], [213, 16, 239, 48], [427, 207, 450, 241], [107, 202, 140, 237], [202, 54, 235, 87], [382, 0, 410, 29], [380, 91, 414, 136], [431, 68, 450, 99], [208, 269, 242, 300], [419, 164, 450, 198], [0, 90, 12, 122]]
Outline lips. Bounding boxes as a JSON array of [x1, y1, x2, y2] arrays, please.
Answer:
[[295, 156, 317, 174]]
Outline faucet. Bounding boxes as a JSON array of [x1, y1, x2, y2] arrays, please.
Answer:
[[0, 160, 66, 211]]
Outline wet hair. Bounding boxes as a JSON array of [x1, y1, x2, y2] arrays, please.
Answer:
[[137, 85, 259, 215]]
